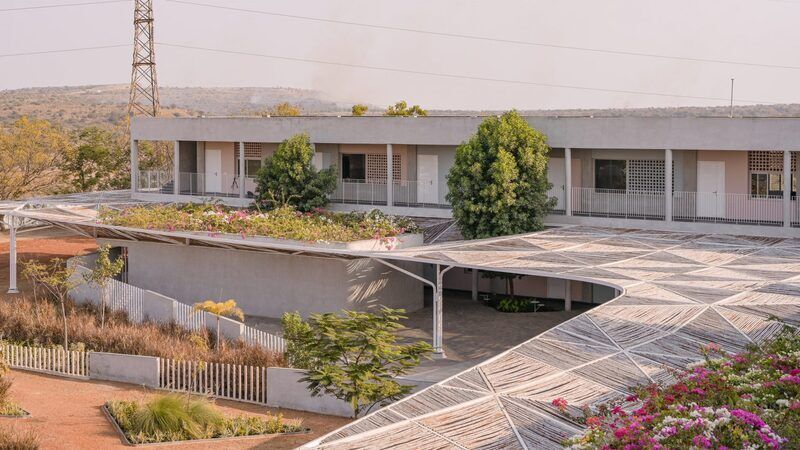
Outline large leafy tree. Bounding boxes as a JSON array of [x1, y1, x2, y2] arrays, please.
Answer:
[[447, 111, 555, 239], [0, 117, 71, 200], [282, 308, 432, 418], [254, 133, 336, 211], [64, 126, 129, 192], [384, 101, 427, 117]]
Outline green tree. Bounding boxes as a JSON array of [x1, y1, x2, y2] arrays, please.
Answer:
[[281, 308, 432, 418], [21, 258, 79, 351], [0, 116, 71, 200], [193, 299, 244, 350], [351, 104, 368, 116], [446, 111, 554, 239], [254, 133, 336, 211], [82, 244, 125, 328], [384, 101, 427, 117], [64, 127, 129, 192]]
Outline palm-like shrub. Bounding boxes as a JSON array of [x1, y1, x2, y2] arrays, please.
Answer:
[[193, 300, 244, 350]]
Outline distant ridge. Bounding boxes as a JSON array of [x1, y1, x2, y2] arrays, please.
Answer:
[[1, 84, 798, 128]]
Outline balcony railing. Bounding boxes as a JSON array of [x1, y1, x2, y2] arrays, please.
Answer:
[[793, 196, 799, 228], [330, 179, 451, 209], [571, 188, 666, 220], [673, 191, 785, 226], [136, 170, 174, 195]]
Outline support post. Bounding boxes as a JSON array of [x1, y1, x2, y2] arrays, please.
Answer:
[[173, 141, 180, 199], [665, 149, 673, 222], [564, 279, 571, 312], [239, 142, 246, 199], [471, 269, 479, 302], [433, 264, 445, 358], [565, 147, 572, 216], [131, 138, 139, 192], [386, 144, 394, 207], [784, 150, 792, 227], [7, 215, 18, 294]]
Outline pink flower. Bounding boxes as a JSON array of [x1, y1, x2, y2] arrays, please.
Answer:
[[551, 397, 568, 412]]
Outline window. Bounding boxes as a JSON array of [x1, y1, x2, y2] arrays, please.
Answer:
[[342, 154, 366, 181], [595, 160, 627, 191], [235, 143, 263, 178], [750, 172, 797, 197]]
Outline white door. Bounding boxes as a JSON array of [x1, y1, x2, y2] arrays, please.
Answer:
[[205, 149, 222, 193], [548, 158, 566, 210], [697, 161, 725, 218], [417, 154, 439, 204]]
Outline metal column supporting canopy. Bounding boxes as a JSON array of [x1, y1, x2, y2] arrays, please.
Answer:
[[371, 258, 453, 358]]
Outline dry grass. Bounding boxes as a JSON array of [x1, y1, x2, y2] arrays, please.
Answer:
[[0, 295, 285, 367], [0, 426, 38, 450]]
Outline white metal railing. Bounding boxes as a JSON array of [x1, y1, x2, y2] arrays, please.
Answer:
[[571, 188, 665, 219], [547, 185, 566, 214], [1, 343, 88, 379], [159, 358, 268, 405], [69, 262, 285, 353], [177, 172, 243, 198], [136, 170, 174, 194], [673, 191, 784, 226], [331, 179, 450, 208], [793, 196, 799, 227]]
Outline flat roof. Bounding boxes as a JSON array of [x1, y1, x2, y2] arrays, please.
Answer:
[[132, 116, 800, 150], [8, 206, 800, 449]]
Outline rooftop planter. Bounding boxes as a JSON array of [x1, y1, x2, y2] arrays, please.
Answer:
[[98, 204, 423, 251]]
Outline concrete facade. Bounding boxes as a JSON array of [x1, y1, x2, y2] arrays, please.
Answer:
[[107, 239, 425, 318]]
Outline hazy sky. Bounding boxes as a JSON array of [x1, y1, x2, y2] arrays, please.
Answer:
[[1, 0, 799, 110]]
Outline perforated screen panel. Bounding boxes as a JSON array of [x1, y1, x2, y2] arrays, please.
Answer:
[[366, 154, 402, 182], [748, 151, 797, 172], [628, 160, 664, 192], [234, 143, 262, 159]]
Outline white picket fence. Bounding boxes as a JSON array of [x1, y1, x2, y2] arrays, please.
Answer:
[[69, 261, 285, 353], [159, 358, 268, 405], [1, 343, 89, 379]]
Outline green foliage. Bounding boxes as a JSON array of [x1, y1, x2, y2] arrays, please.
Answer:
[[493, 297, 539, 313], [351, 104, 369, 116], [63, 126, 129, 192], [21, 258, 78, 351], [0, 116, 71, 200], [193, 299, 245, 350], [384, 101, 427, 117], [281, 308, 433, 418], [254, 133, 336, 212], [447, 111, 555, 239], [83, 244, 125, 328], [107, 395, 303, 444], [100, 204, 418, 244]]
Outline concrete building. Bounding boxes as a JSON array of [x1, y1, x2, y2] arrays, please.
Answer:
[[131, 116, 799, 237]]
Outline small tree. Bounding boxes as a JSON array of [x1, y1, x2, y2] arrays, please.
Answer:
[[351, 104, 368, 116], [82, 244, 125, 328], [263, 102, 301, 117], [254, 133, 336, 212], [281, 308, 432, 418], [193, 299, 244, 350], [447, 110, 555, 239], [21, 258, 78, 351], [384, 101, 427, 117]]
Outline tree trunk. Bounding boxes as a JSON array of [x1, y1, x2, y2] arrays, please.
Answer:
[[216, 317, 221, 351], [508, 278, 515, 299], [59, 297, 69, 352], [100, 284, 106, 329]]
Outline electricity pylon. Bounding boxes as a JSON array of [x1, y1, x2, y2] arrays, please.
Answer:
[[128, 0, 160, 117]]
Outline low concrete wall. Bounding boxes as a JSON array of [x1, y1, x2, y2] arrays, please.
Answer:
[[142, 290, 174, 324], [266, 368, 353, 417], [89, 352, 160, 387]]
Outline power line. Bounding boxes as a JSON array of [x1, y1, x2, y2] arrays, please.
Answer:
[[0, 44, 130, 58], [165, 0, 800, 71], [157, 42, 780, 104], [0, 0, 130, 12]]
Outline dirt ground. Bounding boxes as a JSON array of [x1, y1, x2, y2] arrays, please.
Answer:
[[0, 228, 351, 449]]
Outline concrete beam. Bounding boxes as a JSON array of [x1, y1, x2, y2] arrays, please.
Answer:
[[173, 141, 180, 199]]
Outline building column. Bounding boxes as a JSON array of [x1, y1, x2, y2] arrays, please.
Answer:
[[565, 147, 572, 216], [471, 269, 479, 302], [131, 139, 139, 192], [7, 216, 18, 294], [433, 264, 451, 358], [784, 150, 792, 228], [239, 142, 246, 199], [665, 149, 673, 222], [386, 144, 394, 207], [564, 279, 571, 312], [173, 141, 180, 199]]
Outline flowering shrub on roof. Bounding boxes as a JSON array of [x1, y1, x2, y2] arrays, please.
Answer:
[[99, 204, 419, 244], [565, 325, 799, 449]]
